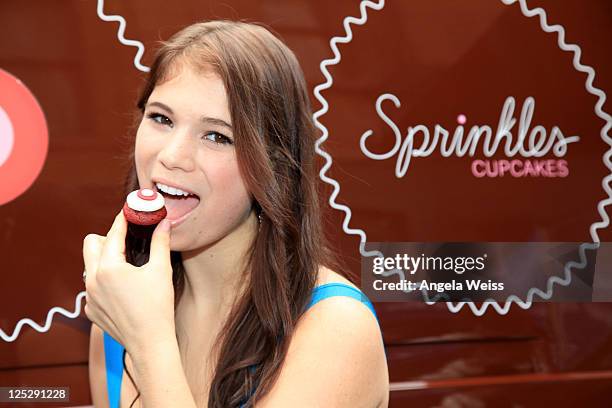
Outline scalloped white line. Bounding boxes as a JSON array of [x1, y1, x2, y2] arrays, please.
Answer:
[[96, 0, 150, 73], [312, 0, 612, 316], [0, 292, 86, 342]]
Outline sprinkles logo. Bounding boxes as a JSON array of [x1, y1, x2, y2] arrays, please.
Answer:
[[0, 68, 48, 206], [361, 95, 579, 178]]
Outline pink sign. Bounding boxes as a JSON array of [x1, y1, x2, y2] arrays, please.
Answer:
[[0, 69, 48, 205]]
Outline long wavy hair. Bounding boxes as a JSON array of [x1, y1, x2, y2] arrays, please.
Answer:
[[120, 20, 348, 407]]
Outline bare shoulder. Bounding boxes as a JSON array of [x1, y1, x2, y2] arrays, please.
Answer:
[[257, 266, 389, 407]]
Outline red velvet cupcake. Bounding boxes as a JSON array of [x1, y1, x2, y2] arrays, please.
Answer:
[[122, 188, 167, 238]]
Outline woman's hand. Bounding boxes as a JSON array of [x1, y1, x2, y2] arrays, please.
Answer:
[[83, 210, 175, 353]]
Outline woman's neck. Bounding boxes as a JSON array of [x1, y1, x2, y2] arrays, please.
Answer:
[[179, 208, 258, 317]]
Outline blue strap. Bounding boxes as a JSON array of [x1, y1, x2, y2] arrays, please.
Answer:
[[306, 282, 380, 324], [103, 331, 125, 408]]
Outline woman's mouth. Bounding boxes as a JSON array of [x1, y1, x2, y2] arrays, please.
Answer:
[[153, 183, 201, 225]]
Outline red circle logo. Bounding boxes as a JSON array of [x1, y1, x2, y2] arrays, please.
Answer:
[[0, 69, 48, 206]]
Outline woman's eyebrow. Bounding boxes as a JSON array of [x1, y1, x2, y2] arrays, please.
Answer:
[[146, 101, 233, 131], [202, 117, 233, 131]]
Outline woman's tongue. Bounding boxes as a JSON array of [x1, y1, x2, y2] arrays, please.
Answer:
[[163, 193, 200, 221]]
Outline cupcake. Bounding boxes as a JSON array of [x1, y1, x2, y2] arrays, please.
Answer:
[[122, 188, 167, 238]]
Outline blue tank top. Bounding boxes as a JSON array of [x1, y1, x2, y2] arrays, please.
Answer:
[[102, 282, 382, 408]]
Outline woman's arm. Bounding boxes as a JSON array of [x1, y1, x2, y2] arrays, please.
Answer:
[[128, 330, 197, 408], [89, 323, 110, 408]]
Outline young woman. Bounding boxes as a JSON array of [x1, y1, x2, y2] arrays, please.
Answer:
[[84, 20, 389, 408]]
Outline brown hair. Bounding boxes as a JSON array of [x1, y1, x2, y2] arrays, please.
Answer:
[[121, 20, 348, 407]]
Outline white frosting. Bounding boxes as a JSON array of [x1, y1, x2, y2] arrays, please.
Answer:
[[141, 189, 155, 197], [126, 189, 165, 212]]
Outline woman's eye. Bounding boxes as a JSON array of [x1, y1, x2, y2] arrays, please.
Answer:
[[202, 132, 234, 146], [146, 113, 232, 146], [146, 112, 173, 127]]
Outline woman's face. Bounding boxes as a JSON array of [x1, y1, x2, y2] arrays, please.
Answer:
[[134, 61, 254, 251]]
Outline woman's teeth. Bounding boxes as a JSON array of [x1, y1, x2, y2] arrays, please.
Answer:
[[155, 182, 196, 197]]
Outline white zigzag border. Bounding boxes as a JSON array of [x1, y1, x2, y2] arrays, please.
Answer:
[[95, 0, 150, 72], [312, 0, 612, 316], [0, 292, 87, 342]]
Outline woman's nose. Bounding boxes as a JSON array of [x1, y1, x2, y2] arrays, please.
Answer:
[[157, 129, 197, 172]]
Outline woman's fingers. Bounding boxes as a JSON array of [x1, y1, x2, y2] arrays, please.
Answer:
[[83, 234, 105, 282], [149, 219, 172, 268], [100, 210, 128, 264]]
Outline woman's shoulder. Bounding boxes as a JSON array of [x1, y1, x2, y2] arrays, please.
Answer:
[[307, 266, 382, 351], [256, 266, 389, 407]]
